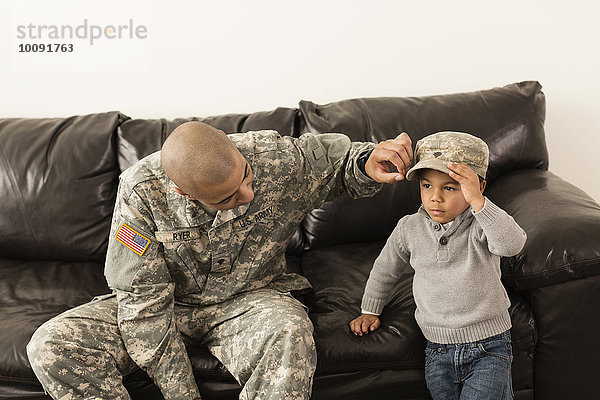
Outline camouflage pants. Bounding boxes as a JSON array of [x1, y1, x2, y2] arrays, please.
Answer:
[[27, 289, 317, 400]]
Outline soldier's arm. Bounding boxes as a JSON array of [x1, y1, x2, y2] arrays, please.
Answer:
[[290, 133, 376, 211], [364, 132, 413, 183], [291, 132, 412, 209], [104, 181, 201, 400]]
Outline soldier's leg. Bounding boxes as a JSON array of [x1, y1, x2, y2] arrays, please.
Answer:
[[177, 289, 317, 400], [26, 295, 138, 400]]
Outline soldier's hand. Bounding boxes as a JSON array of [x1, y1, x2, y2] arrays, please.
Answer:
[[349, 314, 381, 336], [365, 132, 413, 183]]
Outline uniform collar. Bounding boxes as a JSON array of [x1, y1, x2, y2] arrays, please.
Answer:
[[180, 191, 251, 229], [212, 204, 250, 228]]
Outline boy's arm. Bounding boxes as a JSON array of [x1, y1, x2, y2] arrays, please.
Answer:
[[351, 223, 411, 336], [447, 162, 486, 212], [471, 197, 528, 256], [360, 221, 412, 315], [447, 162, 527, 256]]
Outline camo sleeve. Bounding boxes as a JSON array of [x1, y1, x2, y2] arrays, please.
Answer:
[[104, 180, 201, 400], [293, 133, 383, 210]]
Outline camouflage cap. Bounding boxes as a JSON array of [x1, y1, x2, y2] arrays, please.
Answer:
[[405, 131, 489, 181]]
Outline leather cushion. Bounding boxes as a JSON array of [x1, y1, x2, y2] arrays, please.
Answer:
[[0, 112, 126, 262], [489, 169, 600, 290], [0, 259, 109, 382], [302, 241, 425, 374]]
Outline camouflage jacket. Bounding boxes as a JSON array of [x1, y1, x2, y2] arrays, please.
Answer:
[[104, 130, 382, 398]]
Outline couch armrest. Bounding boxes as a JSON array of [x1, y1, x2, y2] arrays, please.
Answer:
[[486, 169, 600, 290]]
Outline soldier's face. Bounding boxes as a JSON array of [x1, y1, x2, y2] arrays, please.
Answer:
[[195, 152, 255, 210]]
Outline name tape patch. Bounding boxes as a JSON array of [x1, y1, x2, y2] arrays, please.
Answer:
[[116, 223, 150, 256]]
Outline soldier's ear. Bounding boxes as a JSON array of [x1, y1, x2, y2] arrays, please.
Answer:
[[172, 186, 186, 196], [480, 179, 487, 193], [172, 186, 195, 200]]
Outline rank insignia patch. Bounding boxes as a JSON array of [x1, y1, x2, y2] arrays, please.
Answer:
[[116, 223, 150, 256]]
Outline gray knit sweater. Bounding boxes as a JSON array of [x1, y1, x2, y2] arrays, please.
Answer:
[[361, 197, 527, 344]]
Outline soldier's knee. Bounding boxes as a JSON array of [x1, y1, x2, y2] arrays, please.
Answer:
[[273, 314, 316, 357], [26, 319, 68, 372], [278, 326, 316, 377], [292, 315, 315, 343]]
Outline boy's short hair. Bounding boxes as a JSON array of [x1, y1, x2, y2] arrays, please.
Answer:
[[405, 131, 489, 181]]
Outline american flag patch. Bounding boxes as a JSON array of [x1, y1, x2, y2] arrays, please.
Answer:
[[116, 223, 150, 256]]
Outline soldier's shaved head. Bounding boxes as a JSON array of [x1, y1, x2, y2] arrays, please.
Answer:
[[161, 121, 242, 199]]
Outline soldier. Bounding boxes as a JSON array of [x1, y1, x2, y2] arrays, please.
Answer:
[[27, 121, 413, 400]]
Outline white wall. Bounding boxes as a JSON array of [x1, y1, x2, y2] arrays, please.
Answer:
[[2, 0, 599, 202]]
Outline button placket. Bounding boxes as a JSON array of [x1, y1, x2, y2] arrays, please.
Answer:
[[208, 224, 234, 273], [437, 234, 449, 262]]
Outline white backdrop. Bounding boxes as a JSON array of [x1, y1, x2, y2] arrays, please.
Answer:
[[2, 0, 599, 201]]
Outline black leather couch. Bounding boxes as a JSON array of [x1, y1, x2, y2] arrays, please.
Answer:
[[1, 81, 599, 400]]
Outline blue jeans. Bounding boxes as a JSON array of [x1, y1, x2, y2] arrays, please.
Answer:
[[424, 330, 513, 400]]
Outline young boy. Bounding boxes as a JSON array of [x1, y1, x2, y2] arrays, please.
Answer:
[[349, 131, 527, 399]]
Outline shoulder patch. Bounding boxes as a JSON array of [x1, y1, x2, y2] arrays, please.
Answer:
[[116, 223, 151, 256]]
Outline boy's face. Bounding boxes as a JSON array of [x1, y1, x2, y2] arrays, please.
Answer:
[[419, 169, 471, 224]]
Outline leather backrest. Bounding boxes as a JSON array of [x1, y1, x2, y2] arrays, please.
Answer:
[[118, 107, 300, 171], [298, 81, 547, 249], [0, 112, 126, 262]]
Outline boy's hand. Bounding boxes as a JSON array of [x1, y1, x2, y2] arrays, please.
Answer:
[[349, 314, 381, 336], [447, 162, 485, 212], [365, 132, 413, 183]]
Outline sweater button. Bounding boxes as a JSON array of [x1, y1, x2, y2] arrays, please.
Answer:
[[439, 237, 448, 245], [434, 224, 441, 231]]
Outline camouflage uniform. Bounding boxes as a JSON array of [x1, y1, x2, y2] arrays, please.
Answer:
[[27, 130, 382, 400]]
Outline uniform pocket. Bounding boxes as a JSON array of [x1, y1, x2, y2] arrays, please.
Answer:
[[157, 228, 210, 295], [175, 242, 208, 290], [160, 241, 208, 295]]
